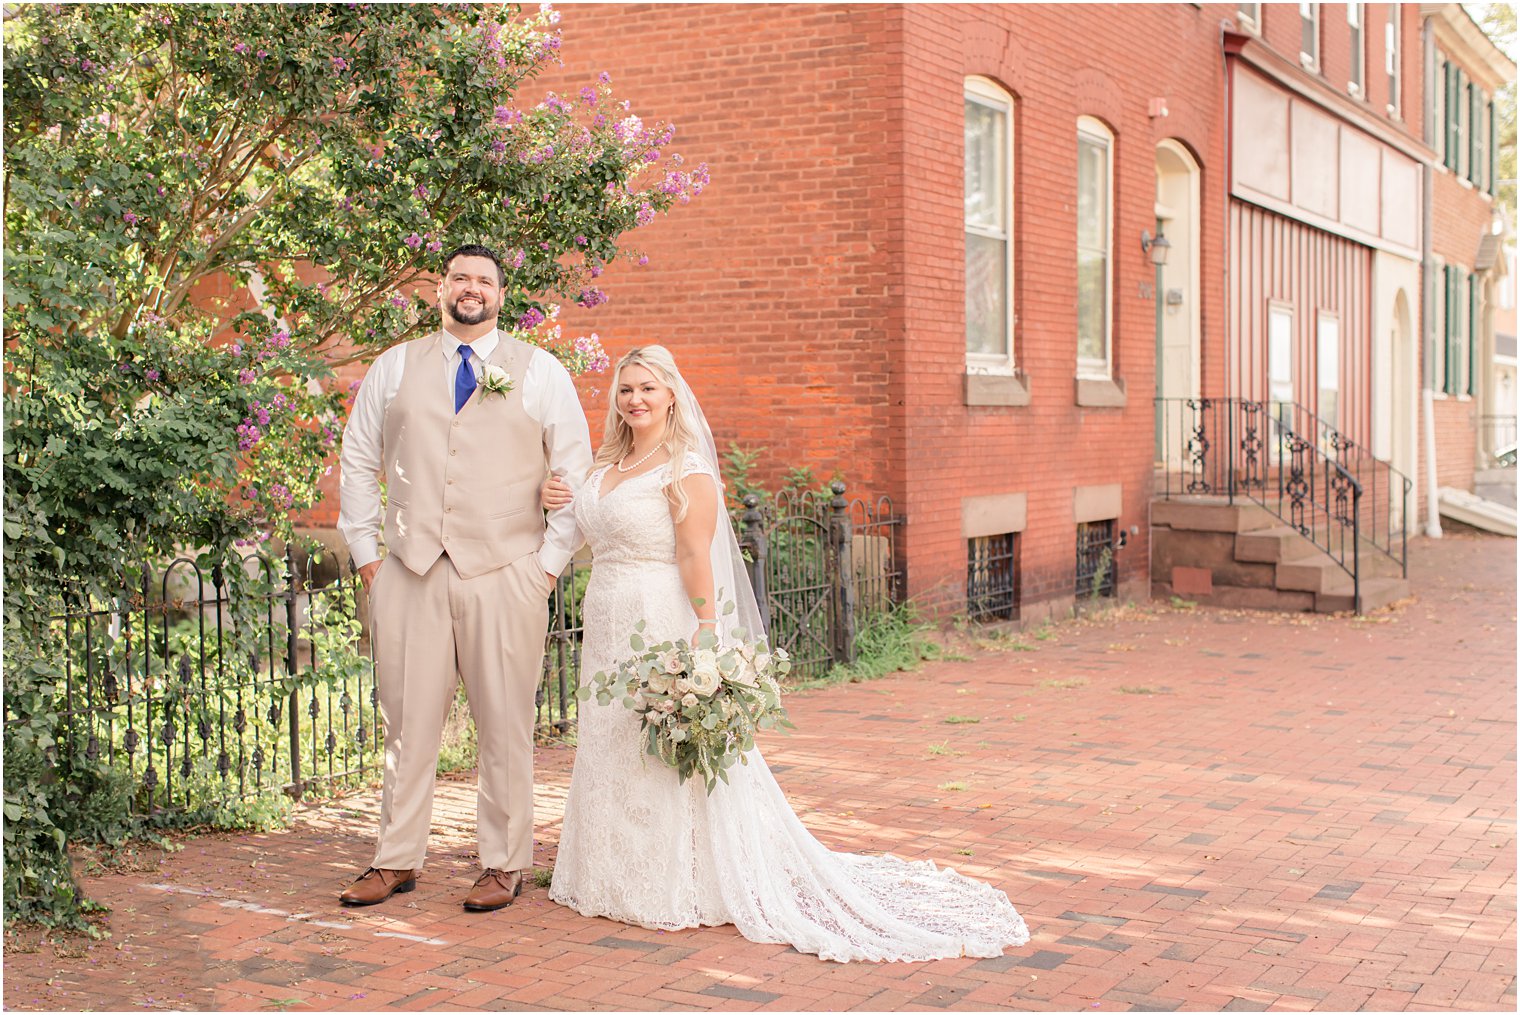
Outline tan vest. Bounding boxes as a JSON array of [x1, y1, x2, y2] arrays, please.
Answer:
[[381, 333, 544, 580]]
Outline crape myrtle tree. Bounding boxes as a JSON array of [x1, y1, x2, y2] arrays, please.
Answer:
[[2, 1, 706, 927]]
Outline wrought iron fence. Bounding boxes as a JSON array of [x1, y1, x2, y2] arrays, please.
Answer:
[[18, 485, 902, 816], [14, 548, 382, 816], [737, 482, 904, 682], [1155, 397, 1413, 613]]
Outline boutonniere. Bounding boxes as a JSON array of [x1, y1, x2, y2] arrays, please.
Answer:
[[478, 363, 515, 399]]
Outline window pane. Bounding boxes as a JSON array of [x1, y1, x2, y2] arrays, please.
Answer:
[[1269, 307, 1294, 404], [964, 100, 1005, 230], [1076, 136, 1107, 250], [1301, 4, 1317, 59], [966, 232, 1007, 358], [1076, 249, 1107, 364]]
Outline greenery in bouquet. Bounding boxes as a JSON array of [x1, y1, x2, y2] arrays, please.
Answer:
[[580, 603, 794, 793]]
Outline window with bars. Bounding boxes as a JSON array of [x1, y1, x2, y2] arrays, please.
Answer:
[[967, 533, 1019, 622], [1075, 520, 1118, 599]]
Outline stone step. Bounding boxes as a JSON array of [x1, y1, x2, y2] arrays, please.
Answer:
[[1152, 498, 1278, 534], [1316, 576, 1412, 614], [1234, 526, 1325, 564], [1275, 558, 1344, 594]]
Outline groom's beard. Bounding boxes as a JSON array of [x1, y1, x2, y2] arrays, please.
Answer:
[[445, 294, 499, 327]]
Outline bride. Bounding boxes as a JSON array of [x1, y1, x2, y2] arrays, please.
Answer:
[[543, 345, 1029, 963]]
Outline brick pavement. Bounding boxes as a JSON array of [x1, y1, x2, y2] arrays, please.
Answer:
[[4, 533, 1514, 1012]]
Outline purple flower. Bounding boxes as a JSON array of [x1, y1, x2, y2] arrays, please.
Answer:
[[495, 105, 522, 126], [238, 369, 256, 384], [122, 211, 139, 225], [575, 235, 587, 246], [390, 294, 407, 308], [638, 255, 650, 266], [145, 368, 160, 381], [576, 288, 606, 309], [516, 307, 546, 330], [426, 239, 442, 253], [491, 139, 507, 154], [598, 71, 611, 84], [403, 232, 423, 249], [257, 49, 268, 59], [231, 343, 243, 356], [117, 362, 131, 373], [233, 42, 248, 55], [635, 203, 655, 227], [580, 86, 597, 106], [331, 56, 349, 72], [508, 248, 526, 268], [414, 183, 429, 200]]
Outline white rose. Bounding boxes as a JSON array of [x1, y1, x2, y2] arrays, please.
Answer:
[[728, 660, 758, 688], [753, 652, 772, 674], [658, 699, 677, 713], [481, 364, 513, 388], [681, 693, 699, 709], [646, 670, 674, 695], [673, 677, 694, 695], [663, 650, 685, 674], [689, 663, 721, 696]]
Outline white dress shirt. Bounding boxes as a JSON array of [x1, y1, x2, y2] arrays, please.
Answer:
[[338, 328, 593, 575]]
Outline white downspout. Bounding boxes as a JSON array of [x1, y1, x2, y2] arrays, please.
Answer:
[[1421, 17, 1443, 537]]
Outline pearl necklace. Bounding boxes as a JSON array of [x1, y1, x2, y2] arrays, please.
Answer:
[[616, 441, 668, 474]]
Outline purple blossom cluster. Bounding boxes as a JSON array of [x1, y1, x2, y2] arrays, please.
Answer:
[[516, 307, 547, 330], [495, 106, 523, 127], [541, 93, 572, 115], [576, 288, 607, 309]]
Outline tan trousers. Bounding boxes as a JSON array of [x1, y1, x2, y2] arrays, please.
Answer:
[[368, 552, 550, 872]]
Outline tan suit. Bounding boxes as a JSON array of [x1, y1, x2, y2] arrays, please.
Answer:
[[366, 333, 553, 872]]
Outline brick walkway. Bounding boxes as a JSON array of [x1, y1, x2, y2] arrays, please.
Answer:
[[4, 533, 1514, 1012]]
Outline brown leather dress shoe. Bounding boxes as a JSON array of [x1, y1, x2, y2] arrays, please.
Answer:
[[463, 869, 523, 912], [338, 867, 416, 906]]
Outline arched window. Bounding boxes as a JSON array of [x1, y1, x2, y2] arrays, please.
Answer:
[[964, 77, 1015, 373], [1076, 116, 1113, 379]]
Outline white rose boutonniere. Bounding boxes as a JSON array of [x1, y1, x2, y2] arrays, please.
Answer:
[[478, 363, 515, 399]]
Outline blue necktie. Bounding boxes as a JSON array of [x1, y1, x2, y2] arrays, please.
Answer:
[[454, 345, 475, 414]]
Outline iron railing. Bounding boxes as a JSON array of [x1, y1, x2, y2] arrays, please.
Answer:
[[1075, 520, 1118, 600], [16, 485, 902, 816], [966, 532, 1019, 622], [739, 482, 904, 681], [1155, 397, 1413, 613]]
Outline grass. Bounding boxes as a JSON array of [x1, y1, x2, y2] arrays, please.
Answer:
[[793, 602, 940, 690], [925, 741, 963, 757], [943, 715, 981, 725], [532, 866, 554, 888], [1118, 685, 1167, 695], [937, 781, 969, 792], [1039, 677, 1087, 690]]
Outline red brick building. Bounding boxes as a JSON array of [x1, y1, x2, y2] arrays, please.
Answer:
[[302, 3, 1511, 618]]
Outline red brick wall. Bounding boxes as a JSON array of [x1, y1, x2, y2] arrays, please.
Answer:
[[890, 3, 1228, 608]]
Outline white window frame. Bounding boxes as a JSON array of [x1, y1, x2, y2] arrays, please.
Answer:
[[964, 76, 1016, 375], [1347, 3, 1365, 97], [1385, 4, 1401, 118], [1300, 2, 1320, 70], [1316, 310, 1341, 430], [1075, 116, 1114, 380], [1268, 302, 1295, 410], [1237, 1, 1261, 34]]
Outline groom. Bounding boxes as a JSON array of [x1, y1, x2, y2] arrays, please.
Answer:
[[336, 244, 592, 911]]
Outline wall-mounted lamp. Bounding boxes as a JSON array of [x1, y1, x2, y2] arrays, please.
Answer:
[[1141, 229, 1171, 267]]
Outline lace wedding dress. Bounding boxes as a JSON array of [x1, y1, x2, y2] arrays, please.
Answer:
[[549, 456, 1030, 963]]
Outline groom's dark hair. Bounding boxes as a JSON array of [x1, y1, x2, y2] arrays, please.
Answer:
[[442, 244, 506, 287]]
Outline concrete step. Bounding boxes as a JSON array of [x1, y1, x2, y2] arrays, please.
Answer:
[[1234, 526, 1325, 564], [1152, 498, 1278, 534], [1316, 576, 1412, 614], [1275, 558, 1343, 594]]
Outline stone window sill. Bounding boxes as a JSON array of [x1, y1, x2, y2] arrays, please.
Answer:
[[1075, 376, 1127, 408], [965, 372, 1031, 407]]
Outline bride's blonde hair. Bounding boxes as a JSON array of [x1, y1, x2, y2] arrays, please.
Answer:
[[596, 345, 704, 522]]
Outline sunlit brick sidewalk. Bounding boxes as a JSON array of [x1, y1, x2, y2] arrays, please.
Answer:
[[5, 532, 1514, 1013]]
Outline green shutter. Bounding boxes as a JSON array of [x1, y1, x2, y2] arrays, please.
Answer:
[[1468, 273, 1478, 397], [1444, 266, 1457, 395], [1469, 85, 1481, 185], [1489, 99, 1498, 196], [1445, 63, 1459, 170]]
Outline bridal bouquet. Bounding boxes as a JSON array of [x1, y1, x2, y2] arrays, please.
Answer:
[[581, 605, 793, 793]]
